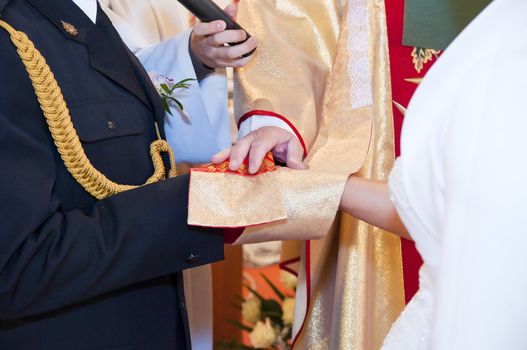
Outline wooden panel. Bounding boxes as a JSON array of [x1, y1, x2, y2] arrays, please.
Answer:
[[212, 245, 243, 344]]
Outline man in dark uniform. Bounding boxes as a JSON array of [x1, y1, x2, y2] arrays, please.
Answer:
[[0, 0, 255, 348]]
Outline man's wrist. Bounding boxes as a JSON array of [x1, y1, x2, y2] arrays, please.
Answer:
[[188, 38, 215, 81], [238, 115, 298, 141]]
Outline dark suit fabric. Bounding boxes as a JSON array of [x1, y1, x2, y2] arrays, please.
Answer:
[[0, 0, 223, 349]]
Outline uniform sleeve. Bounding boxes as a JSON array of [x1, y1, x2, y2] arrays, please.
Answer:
[[0, 109, 224, 320], [432, 56, 527, 349]]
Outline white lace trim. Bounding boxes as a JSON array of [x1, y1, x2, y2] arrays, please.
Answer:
[[346, 0, 373, 109], [382, 266, 435, 350]]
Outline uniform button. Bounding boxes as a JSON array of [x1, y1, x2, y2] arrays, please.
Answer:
[[106, 120, 117, 130], [185, 254, 200, 264]]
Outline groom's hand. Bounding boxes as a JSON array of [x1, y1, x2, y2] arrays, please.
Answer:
[[212, 127, 306, 174], [190, 4, 257, 68]]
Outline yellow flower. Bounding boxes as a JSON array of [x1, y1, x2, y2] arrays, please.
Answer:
[[242, 295, 261, 324], [280, 270, 298, 290], [249, 318, 277, 349], [282, 298, 295, 325]]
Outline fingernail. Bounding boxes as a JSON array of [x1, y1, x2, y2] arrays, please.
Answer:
[[217, 21, 226, 30]]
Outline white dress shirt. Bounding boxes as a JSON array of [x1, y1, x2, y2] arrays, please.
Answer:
[[72, 0, 97, 23]]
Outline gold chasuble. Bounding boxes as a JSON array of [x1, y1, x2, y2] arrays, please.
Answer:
[[188, 0, 404, 348]]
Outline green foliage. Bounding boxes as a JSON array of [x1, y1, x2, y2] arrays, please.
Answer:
[[226, 319, 253, 333], [218, 272, 296, 349], [244, 284, 266, 302], [158, 78, 196, 115], [260, 273, 285, 301], [261, 299, 283, 327]]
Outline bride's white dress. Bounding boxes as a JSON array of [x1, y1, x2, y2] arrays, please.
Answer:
[[381, 0, 527, 349]]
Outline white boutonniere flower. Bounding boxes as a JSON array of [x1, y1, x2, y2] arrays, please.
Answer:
[[148, 72, 195, 119]]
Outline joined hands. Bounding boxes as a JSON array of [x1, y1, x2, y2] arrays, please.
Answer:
[[212, 126, 306, 174]]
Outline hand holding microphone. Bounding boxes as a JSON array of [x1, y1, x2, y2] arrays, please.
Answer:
[[183, 1, 257, 69]]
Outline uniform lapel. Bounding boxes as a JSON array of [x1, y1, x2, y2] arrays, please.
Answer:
[[124, 47, 167, 137], [26, 0, 155, 114], [0, 0, 12, 15], [26, 0, 91, 45], [96, 7, 166, 134]]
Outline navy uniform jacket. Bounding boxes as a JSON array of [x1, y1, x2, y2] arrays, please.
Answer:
[[0, 0, 224, 349]]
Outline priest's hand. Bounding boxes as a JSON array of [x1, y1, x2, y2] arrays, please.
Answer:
[[190, 4, 257, 68], [212, 126, 306, 174]]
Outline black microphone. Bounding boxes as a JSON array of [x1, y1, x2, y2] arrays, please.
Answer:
[[177, 0, 256, 57]]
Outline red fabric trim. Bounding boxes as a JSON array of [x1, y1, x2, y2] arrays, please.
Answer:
[[238, 110, 308, 158], [189, 167, 273, 178], [189, 220, 278, 230], [291, 240, 311, 348], [222, 228, 245, 244], [387, 0, 426, 302], [189, 152, 276, 177], [279, 257, 301, 277]]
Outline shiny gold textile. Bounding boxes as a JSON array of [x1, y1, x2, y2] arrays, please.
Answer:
[[188, 0, 372, 236], [188, 153, 288, 227], [188, 0, 404, 348], [275, 2, 404, 347], [234, 0, 346, 151], [188, 170, 287, 227]]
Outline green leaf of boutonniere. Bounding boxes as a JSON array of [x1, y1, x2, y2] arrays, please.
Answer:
[[161, 98, 173, 116], [160, 83, 172, 95], [158, 78, 196, 115], [174, 99, 184, 111]]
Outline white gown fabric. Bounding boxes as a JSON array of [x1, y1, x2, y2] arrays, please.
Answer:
[[383, 0, 527, 349]]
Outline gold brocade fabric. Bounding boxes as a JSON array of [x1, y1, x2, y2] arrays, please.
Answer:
[[233, 0, 346, 150], [188, 0, 404, 348], [188, 0, 372, 236], [289, 2, 405, 348]]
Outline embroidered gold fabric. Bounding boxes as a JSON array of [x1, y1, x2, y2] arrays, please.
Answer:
[[188, 0, 371, 234], [188, 0, 404, 348], [188, 171, 286, 227]]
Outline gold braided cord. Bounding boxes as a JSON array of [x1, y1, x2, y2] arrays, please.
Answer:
[[0, 20, 177, 200]]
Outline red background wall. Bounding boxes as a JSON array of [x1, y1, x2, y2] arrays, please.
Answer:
[[386, 0, 439, 302]]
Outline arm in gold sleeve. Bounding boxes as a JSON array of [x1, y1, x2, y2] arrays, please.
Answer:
[[233, 0, 345, 152], [189, 0, 394, 244]]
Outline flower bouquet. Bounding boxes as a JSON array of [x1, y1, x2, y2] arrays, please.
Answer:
[[217, 271, 297, 350]]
